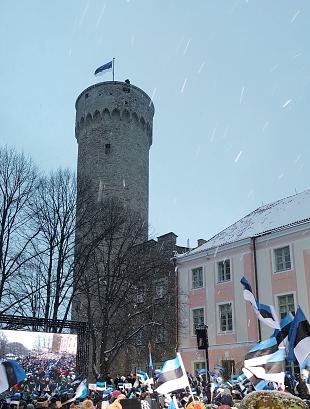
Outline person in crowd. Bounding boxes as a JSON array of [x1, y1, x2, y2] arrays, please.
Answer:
[[214, 387, 234, 408], [296, 374, 310, 400]]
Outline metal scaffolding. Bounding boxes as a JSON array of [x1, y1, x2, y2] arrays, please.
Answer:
[[0, 314, 89, 377]]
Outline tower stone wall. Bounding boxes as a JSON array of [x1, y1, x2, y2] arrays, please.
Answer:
[[75, 81, 154, 237]]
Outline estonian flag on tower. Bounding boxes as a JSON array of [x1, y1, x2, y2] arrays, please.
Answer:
[[0, 360, 26, 394], [94, 60, 113, 76]]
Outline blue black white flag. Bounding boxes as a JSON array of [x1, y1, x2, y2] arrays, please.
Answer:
[[273, 314, 293, 347], [214, 364, 225, 374], [245, 337, 279, 362], [0, 360, 26, 393], [242, 368, 269, 391], [96, 381, 107, 391], [288, 306, 310, 365], [94, 60, 113, 76], [66, 379, 88, 403], [136, 370, 149, 384], [241, 276, 280, 329], [244, 337, 285, 385], [245, 349, 285, 385], [155, 353, 189, 395]]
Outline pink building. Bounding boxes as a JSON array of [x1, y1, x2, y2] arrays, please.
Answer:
[[176, 190, 310, 375]]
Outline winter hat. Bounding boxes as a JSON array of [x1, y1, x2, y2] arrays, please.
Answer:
[[81, 400, 93, 409]]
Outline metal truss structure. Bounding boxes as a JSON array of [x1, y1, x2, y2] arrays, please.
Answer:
[[0, 314, 89, 377]]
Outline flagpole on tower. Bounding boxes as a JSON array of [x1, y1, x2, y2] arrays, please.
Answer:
[[113, 58, 115, 81]]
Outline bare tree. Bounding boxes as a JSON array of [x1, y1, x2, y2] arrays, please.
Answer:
[[11, 169, 79, 324], [0, 146, 39, 313], [73, 198, 166, 375], [0, 331, 8, 358]]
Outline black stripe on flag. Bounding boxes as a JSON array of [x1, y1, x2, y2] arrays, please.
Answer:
[[275, 322, 291, 345], [2, 362, 17, 386], [245, 344, 278, 360], [156, 366, 184, 388], [259, 309, 273, 319], [294, 320, 310, 347]]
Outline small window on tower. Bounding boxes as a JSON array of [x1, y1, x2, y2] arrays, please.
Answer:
[[85, 93, 89, 99], [105, 144, 111, 154]]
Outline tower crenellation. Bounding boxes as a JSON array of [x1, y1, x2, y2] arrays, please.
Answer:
[[75, 81, 154, 238]]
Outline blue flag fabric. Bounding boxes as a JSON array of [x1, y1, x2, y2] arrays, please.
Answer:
[[215, 364, 224, 373], [0, 360, 26, 394], [149, 351, 153, 370], [94, 60, 113, 76], [136, 370, 148, 383], [273, 314, 294, 346], [288, 306, 310, 364]]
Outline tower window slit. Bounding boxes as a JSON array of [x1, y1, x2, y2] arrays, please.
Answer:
[[105, 143, 111, 154]]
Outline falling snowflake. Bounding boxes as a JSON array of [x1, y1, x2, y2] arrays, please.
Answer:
[[210, 127, 217, 143], [294, 154, 302, 163], [240, 87, 245, 104], [96, 4, 106, 27], [290, 10, 300, 23], [180, 79, 187, 93], [183, 39, 191, 55], [198, 62, 205, 74], [234, 151, 243, 163], [262, 121, 269, 132], [282, 99, 292, 108], [270, 64, 278, 72]]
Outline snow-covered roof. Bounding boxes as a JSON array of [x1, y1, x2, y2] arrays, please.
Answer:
[[185, 189, 310, 256]]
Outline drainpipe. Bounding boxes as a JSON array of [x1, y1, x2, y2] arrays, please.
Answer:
[[252, 237, 262, 342], [172, 256, 179, 352]]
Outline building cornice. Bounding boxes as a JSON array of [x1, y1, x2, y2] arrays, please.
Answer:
[[177, 220, 310, 265]]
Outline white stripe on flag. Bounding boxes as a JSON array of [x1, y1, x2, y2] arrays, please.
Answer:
[[0, 364, 9, 394], [295, 337, 310, 365]]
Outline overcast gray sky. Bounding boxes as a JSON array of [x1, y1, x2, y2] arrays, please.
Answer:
[[1, 1, 309, 246]]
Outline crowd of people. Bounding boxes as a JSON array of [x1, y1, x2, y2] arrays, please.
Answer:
[[1, 355, 310, 409]]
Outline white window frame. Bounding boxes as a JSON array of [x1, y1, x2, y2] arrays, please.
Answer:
[[216, 259, 232, 283], [191, 266, 204, 289], [272, 244, 293, 274], [275, 291, 296, 320], [193, 361, 206, 373], [136, 287, 145, 304], [154, 326, 166, 344], [154, 278, 167, 299], [191, 307, 205, 336], [217, 301, 234, 334]]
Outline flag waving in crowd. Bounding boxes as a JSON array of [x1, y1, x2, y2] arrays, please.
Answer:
[[240, 276, 280, 329], [0, 360, 26, 394], [288, 306, 310, 365], [155, 353, 189, 395]]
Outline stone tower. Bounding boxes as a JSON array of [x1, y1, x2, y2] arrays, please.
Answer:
[[75, 81, 154, 237]]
